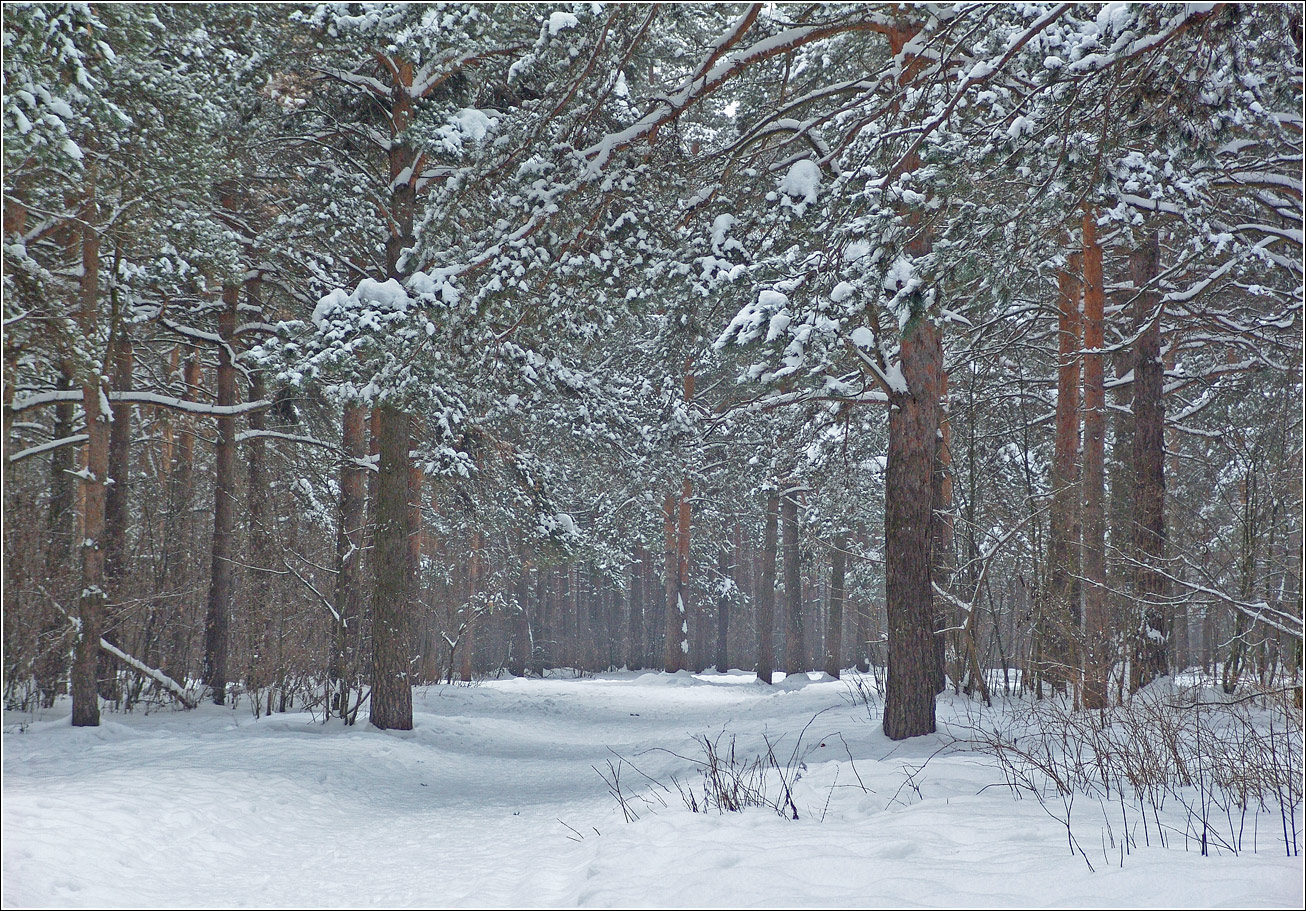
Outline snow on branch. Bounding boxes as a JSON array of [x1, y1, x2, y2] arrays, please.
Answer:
[[98, 638, 198, 709]]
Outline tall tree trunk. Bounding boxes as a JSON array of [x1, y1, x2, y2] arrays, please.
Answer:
[[1044, 253, 1083, 695], [72, 198, 107, 727], [202, 283, 238, 706], [370, 403, 413, 730], [1130, 231, 1168, 689], [882, 308, 943, 739], [716, 545, 731, 672], [662, 492, 683, 672], [38, 369, 76, 706], [103, 322, 133, 589], [98, 319, 133, 700], [509, 552, 531, 677], [162, 348, 200, 686], [627, 544, 646, 671], [881, 17, 941, 740], [332, 403, 367, 718], [825, 532, 847, 679], [932, 388, 954, 693], [677, 477, 693, 668], [782, 486, 805, 674], [1081, 209, 1110, 710], [460, 530, 479, 682], [245, 367, 273, 701], [757, 489, 779, 684]]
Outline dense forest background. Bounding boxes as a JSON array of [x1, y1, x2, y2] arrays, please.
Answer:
[[3, 3, 1301, 734]]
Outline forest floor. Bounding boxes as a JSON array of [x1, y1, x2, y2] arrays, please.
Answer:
[[3, 670, 1301, 908]]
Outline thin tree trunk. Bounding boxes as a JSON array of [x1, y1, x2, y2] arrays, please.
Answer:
[[1130, 231, 1168, 688], [1044, 253, 1082, 694], [825, 532, 847, 679], [370, 403, 413, 730], [202, 283, 238, 706], [72, 204, 108, 727], [97, 318, 133, 700], [38, 369, 76, 706], [245, 370, 268, 692], [333, 403, 367, 718], [932, 387, 954, 693], [103, 322, 133, 589], [782, 487, 804, 675], [757, 489, 779, 684], [627, 544, 646, 670], [460, 530, 479, 682], [1081, 209, 1110, 709], [716, 545, 731, 672], [663, 492, 683, 672]]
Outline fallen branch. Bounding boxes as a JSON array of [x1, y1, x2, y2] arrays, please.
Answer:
[[98, 638, 198, 709]]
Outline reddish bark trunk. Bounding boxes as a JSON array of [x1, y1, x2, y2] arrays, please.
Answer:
[[757, 489, 779, 684], [1081, 210, 1110, 709], [370, 403, 414, 730], [72, 209, 106, 727], [782, 488, 805, 674], [333, 403, 367, 717], [202, 283, 238, 705], [825, 533, 847, 679], [1044, 253, 1083, 694], [1130, 231, 1168, 689], [883, 312, 943, 740]]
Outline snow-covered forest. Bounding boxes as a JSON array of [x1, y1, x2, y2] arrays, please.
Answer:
[[3, 3, 1302, 907]]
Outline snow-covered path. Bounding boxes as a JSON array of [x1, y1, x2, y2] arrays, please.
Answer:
[[3, 672, 1300, 908]]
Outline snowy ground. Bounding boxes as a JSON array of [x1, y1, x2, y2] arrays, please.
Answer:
[[4, 671, 1301, 908]]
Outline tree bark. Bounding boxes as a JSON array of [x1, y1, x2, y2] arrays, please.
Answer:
[[1043, 253, 1083, 695], [782, 487, 805, 674], [1130, 231, 1168, 689], [370, 403, 414, 730], [72, 207, 106, 727], [662, 492, 683, 672], [627, 544, 646, 670], [825, 532, 846, 679], [332, 403, 367, 717], [38, 369, 76, 706], [716, 545, 731, 672], [202, 283, 238, 706], [757, 489, 779, 684], [883, 311, 943, 740], [1081, 210, 1110, 709]]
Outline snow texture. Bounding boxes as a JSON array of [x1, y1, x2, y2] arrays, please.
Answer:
[[3, 674, 1299, 908]]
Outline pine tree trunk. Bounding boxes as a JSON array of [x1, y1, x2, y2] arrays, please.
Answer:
[[1044, 254, 1083, 694], [72, 208, 106, 727], [98, 320, 133, 700], [782, 487, 805, 674], [38, 369, 76, 706], [370, 403, 413, 730], [716, 546, 731, 672], [757, 489, 779, 684], [103, 324, 133, 588], [931, 389, 953, 693], [662, 492, 682, 672], [202, 283, 238, 706], [245, 369, 272, 698], [825, 533, 846, 679], [1130, 231, 1168, 688], [883, 312, 943, 740], [332, 403, 367, 717], [627, 545, 645, 670], [460, 530, 479, 682], [1081, 210, 1110, 709]]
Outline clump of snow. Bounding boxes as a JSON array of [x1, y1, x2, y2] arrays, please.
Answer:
[[777, 159, 821, 210], [548, 11, 578, 36]]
